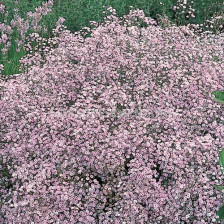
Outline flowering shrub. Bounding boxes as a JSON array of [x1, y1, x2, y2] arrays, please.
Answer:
[[215, 149, 224, 220], [212, 91, 224, 220], [0, 0, 53, 53], [0, 0, 54, 75], [0, 7, 224, 223], [173, 0, 196, 25], [203, 11, 224, 34]]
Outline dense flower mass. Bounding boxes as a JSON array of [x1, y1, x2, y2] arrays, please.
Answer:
[[0, 8, 224, 223]]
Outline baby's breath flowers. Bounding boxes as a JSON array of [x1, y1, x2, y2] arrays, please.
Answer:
[[0, 6, 224, 223], [0, 0, 54, 72]]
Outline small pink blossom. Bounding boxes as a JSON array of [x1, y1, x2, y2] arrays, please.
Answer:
[[1, 33, 8, 43]]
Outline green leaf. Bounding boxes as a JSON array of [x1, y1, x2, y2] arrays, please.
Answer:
[[218, 204, 224, 220], [219, 149, 224, 171], [213, 56, 219, 62], [214, 185, 224, 192], [213, 98, 224, 105], [212, 91, 224, 105]]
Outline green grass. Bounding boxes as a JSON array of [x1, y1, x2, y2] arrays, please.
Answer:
[[0, 0, 223, 76]]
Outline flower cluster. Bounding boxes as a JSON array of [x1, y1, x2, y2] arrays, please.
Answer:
[[0, 7, 224, 223], [0, 0, 54, 56], [173, 0, 196, 25], [19, 16, 66, 74], [204, 13, 224, 34]]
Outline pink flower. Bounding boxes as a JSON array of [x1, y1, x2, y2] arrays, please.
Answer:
[[1, 33, 7, 43]]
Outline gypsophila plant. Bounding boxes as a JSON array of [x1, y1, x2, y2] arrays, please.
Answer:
[[156, 14, 174, 28], [172, 0, 196, 25], [1, 0, 224, 76], [212, 91, 224, 221], [214, 149, 224, 220], [19, 16, 67, 74], [0, 6, 224, 223], [204, 13, 224, 34], [0, 0, 54, 75]]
